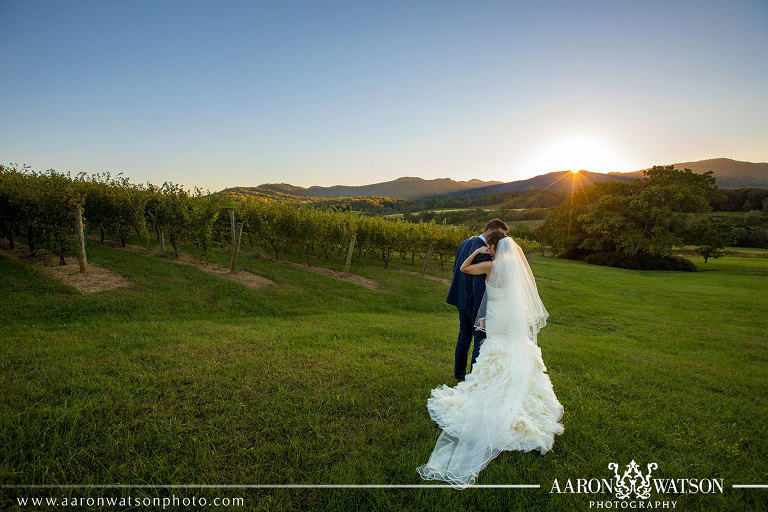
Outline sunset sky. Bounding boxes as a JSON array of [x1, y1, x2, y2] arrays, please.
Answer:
[[1, 0, 766, 192]]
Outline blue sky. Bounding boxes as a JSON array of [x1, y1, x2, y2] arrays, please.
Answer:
[[1, 0, 766, 191]]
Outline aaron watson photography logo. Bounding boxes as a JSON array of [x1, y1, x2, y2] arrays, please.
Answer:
[[550, 460, 724, 509]]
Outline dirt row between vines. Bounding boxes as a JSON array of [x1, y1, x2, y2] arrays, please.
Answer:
[[269, 259, 378, 290], [86, 237, 274, 291], [354, 261, 452, 285], [207, 246, 379, 290], [3, 235, 441, 293], [90, 238, 378, 290], [390, 269, 451, 285], [0, 240, 132, 293]]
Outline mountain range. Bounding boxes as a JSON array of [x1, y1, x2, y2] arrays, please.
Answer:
[[220, 158, 767, 201], [606, 158, 768, 188], [306, 177, 502, 199]]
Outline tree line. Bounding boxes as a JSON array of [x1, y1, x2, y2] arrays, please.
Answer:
[[708, 187, 768, 212], [218, 185, 413, 214], [413, 189, 569, 210], [403, 207, 548, 229]]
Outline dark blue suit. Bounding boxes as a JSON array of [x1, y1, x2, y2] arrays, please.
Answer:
[[446, 235, 491, 379]]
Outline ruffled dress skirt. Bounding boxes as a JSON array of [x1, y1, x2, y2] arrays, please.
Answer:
[[416, 330, 564, 488]]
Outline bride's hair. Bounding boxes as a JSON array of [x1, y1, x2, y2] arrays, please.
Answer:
[[486, 231, 506, 249]]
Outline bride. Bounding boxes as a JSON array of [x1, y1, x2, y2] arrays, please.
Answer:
[[416, 232, 564, 489]]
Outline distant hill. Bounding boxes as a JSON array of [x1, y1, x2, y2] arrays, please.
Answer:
[[445, 158, 767, 200], [218, 183, 314, 202], [440, 170, 637, 199], [218, 158, 767, 202], [608, 158, 768, 188], [219, 177, 502, 202], [307, 177, 503, 200]]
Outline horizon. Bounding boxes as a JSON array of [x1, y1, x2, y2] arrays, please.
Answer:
[[232, 156, 766, 192], [3, 155, 765, 193], [1, 1, 767, 191]]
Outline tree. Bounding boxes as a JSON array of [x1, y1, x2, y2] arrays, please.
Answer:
[[690, 218, 734, 263], [538, 166, 720, 261], [515, 237, 541, 263]]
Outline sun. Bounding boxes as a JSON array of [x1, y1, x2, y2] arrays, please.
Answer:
[[519, 134, 632, 176]]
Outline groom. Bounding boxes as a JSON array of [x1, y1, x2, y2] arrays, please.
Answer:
[[446, 218, 509, 382]]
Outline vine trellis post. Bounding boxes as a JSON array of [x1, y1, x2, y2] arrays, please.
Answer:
[[230, 222, 244, 273], [421, 241, 435, 275], [344, 232, 357, 273], [73, 206, 87, 273]]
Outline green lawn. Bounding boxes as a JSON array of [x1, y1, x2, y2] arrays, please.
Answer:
[[709, 211, 763, 219], [724, 246, 768, 254], [680, 245, 768, 254], [1, 240, 767, 511], [508, 219, 545, 230]]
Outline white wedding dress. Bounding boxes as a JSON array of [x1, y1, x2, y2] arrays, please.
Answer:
[[417, 237, 564, 489]]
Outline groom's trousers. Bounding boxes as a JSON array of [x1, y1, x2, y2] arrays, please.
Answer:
[[455, 311, 486, 380]]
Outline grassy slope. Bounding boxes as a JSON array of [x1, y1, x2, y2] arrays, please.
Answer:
[[1, 241, 767, 511]]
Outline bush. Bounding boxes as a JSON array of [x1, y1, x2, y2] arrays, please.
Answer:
[[731, 227, 749, 246], [583, 251, 698, 271], [560, 246, 590, 261], [510, 224, 534, 240], [514, 237, 541, 263], [751, 228, 768, 247], [745, 210, 764, 226]]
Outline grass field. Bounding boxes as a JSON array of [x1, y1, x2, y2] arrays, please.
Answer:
[[709, 211, 761, 219], [383, 216, 545, 231], [725, 246, 768, 254], [1, 237, 767, 511]]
